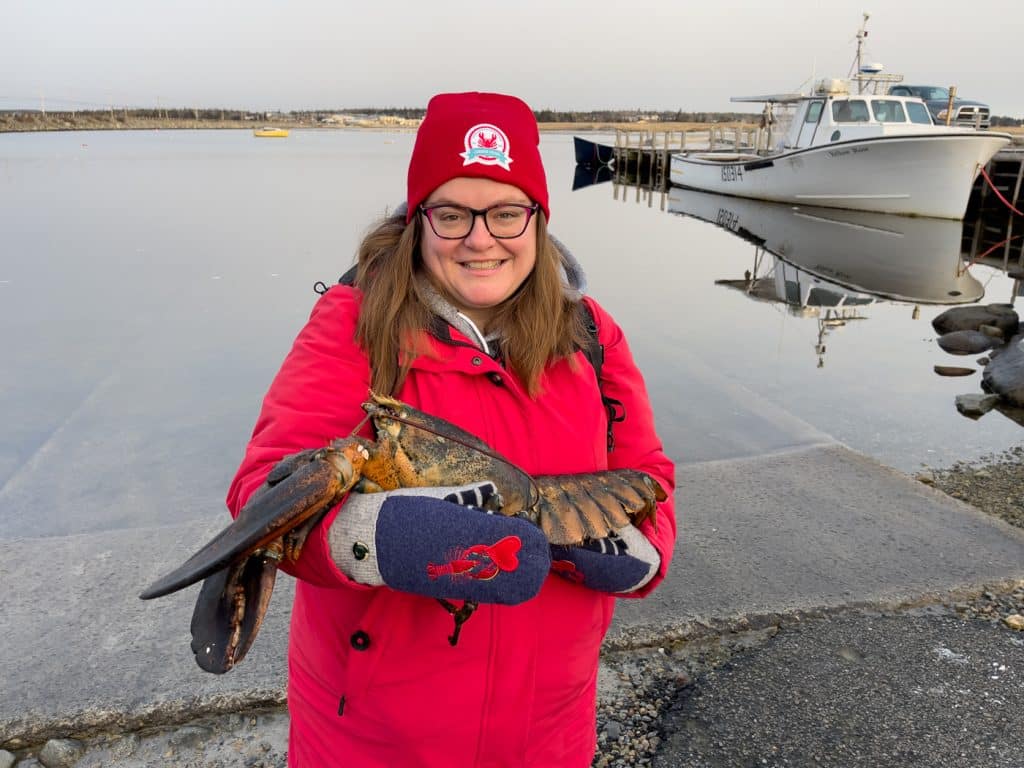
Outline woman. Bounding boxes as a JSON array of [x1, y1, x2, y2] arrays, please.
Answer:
[[226, 92, 676, 767]]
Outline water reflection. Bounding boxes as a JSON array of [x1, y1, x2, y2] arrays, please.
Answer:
[[2, 131, 1019, 539], [560, 134, 1020, 473], [665, 189, 987, 369], [667, 189, 983, 305], [572, 163, 613, 191]]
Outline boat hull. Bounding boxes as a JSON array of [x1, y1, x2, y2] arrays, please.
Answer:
[[670, 133, 1010, 220], [253, 128, 289, 138], [573, 136, 614, 167]]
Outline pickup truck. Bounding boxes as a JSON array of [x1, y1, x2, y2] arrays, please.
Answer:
[[887, 85, 991, 129]]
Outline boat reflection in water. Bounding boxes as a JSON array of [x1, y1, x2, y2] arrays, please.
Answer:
[[666, 188, 984, 366], [572, 163, 614, 191]]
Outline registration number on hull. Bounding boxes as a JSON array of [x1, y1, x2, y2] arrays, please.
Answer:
[[721, 165, 744, 182]]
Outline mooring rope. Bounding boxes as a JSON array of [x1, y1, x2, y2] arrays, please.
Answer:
[[979, 165, 1024, 217], [962, 234, 1024, 270]]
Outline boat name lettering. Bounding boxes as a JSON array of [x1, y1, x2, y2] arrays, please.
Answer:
[[715, 208, 740, 231], [721, 165, 744, 182], [827, 146, 870, 159]]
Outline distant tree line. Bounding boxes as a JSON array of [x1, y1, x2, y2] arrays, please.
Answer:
[[342, 107, 761, 124], [992, 116, 1023, 127], [0, 108, 262, 121], [339, 107, 425, 119], [532, 109, 759, 123], [130, 108, 256, 120]]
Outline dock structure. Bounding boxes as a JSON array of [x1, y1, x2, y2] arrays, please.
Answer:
[[611, 126, 761, 192], [963, 147, 1024, 270]]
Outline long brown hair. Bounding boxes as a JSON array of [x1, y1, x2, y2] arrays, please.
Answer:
[[354, 211, 589, 397]]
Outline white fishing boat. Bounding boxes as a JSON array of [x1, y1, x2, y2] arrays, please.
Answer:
[[669, 17, 1011, 220]]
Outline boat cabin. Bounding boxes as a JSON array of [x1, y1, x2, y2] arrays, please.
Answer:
[[769, 79, 957, 152]]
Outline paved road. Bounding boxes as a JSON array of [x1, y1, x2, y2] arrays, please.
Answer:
[[654, 610, 1024, 768]]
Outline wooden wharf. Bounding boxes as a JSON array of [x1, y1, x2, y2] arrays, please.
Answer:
[[611, 126, 761, 193], [963, 147, 1024, 270]]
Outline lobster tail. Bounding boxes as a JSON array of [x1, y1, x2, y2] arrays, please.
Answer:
[[533, 469, 665, 546]]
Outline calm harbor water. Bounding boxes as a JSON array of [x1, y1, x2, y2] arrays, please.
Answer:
[[1, 128, 1021, 539]]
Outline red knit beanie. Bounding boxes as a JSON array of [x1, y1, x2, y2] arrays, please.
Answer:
[[406, 92, 549, 224]]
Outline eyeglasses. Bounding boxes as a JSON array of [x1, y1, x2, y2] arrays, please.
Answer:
[[419, 202, 539, 240]]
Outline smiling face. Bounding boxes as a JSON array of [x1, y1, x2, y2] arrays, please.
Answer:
[[418, 176, 537, 330]]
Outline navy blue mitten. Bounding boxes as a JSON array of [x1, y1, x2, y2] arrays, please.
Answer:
[[329, 483, 549, 605], [550, 524, 660, 594]]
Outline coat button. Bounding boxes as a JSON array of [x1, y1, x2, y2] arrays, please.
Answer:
[[352, 542, 369, 560], [350, 630, 371, 651], [471, 356, 483, 366], [488, 372, 503, 385]]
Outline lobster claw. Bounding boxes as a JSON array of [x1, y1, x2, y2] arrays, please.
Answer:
[[140, 441, 366, 600], [140, 439, 371, 672], [190, 550, 279, 674]]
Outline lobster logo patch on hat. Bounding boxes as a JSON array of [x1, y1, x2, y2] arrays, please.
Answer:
[[460, 123, 513, 171]]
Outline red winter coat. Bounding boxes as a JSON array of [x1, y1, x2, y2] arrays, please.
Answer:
[[226, 285, 676, 768]]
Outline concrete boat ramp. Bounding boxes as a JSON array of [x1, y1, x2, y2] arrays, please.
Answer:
[[3, 435, 1024, 764]]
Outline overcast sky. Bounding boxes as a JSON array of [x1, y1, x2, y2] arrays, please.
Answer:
[[2, 0, 1021, 117]]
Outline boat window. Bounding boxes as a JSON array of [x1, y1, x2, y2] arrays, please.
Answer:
[[832, 99, 870, 123], [805, 101, 824, 123], [871, 99, 907, 123], [906, 101, 933, 124]]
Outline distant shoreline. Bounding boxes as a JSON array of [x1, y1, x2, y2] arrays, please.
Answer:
[[0, 115, 736, 134], [3, 113, 1020, 137]]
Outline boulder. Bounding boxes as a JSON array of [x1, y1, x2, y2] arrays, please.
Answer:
[[931, 304, 1019, 336], [994, 401, 1024, 427], [982, 335, 1024, 407], [937, 330, 1002, 355], [934, 365, 975, 377], [955, 393, 1000, 419]]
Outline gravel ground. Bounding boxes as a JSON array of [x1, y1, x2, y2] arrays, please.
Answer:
[[926, 445, 1024, 628], [927, 445, 1024, 531], [6, 448, 1024, 768]]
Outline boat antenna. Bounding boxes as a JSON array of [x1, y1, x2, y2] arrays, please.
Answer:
[[849, 11, 870, 94]]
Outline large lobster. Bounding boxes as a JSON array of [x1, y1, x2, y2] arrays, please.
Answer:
[[140, 394, 666, 673]]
